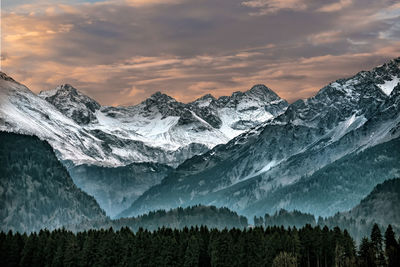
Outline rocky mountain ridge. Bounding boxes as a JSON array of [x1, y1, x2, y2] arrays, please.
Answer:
[[0, 76, 287, 168], [121, 57, 400, 218]]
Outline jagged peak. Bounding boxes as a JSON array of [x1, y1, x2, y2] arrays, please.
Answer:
[[39, 84, 99, 105], [39, 84, 78, 99], [143, 91, 179, 107], [317, 57, 400, 98], [38, 83, 101, 123], [384, 56, 400, 68], [191, 93, 217, 107], [248, 84, 275, 94], [244, 84, 282, 101], [197, 93, 216, 101], [56, 83, 78, 92], [149, 91, 176, 101]]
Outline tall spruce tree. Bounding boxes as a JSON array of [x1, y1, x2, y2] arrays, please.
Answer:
[[272, 251, 297, 267], [370, 224, 385, 267], [384, 225, 400, 267], [183, 235, 200, 267], [358, 237, 375, 267]]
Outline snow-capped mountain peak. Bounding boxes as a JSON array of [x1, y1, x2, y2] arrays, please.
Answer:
[[191, 94, 216, 108], [39, 84, 101, 125]]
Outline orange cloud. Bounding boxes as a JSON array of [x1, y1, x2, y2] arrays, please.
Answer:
[[317, 0, 352, 13], [308, 30, 343, 45]]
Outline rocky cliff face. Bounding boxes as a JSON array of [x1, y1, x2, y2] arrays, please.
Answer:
[[39, 84, 101, 125]]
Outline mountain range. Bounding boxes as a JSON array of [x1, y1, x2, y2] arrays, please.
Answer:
[[0, 73, 287, 216], [121, 57, 400, 218], [0, 57, 399, 223], [1, 75, 287, 168]]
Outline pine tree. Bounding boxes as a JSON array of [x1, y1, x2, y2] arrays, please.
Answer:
[[370, 224, 385, 267], [183, 235, 200, 267], [358, 237, 375, 267], [290, 228, 301, 265], [52, 238, 66, 267], [161, 235, 179, 267], [63, 236, 79, 267], [272, 251, 297, 267], [209, 229, 234, 267], [4, 231, 24, 267], [43, 235, 57, 267], [246, 228, 264, 267], [384, 225, 400, 267], [20, 233, 38, 267], [334, 244, 345, 267]]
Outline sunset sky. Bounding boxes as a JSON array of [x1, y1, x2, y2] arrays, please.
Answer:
[[2, 0, 400, 105]]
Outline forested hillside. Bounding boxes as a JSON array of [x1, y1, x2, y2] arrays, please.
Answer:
[[0, 132, 106, 233], [320, 178, 400, 241], [258, 179, 400, 242]]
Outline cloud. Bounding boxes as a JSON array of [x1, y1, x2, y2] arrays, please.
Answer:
[[2, 0, 400, 105], [373, 2, 400, 41], [317, 0, 352, 13], [308, 30, 343, 45], [241, 0, 307, 15], [124, 0, 184, 7]]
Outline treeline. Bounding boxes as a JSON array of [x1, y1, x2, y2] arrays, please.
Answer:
[[0, 224, 361, 267], [72, 205, 248, 232], [112, 205, 248, 231], [255, 209, 316, 229], [258, 209, 400, 244], [256, 208, 374, 242], [2, 224, 399, 267]]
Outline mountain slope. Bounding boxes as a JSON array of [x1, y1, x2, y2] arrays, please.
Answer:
[[122, 57, 400, 218], [319, 178, 400, 241], [345, 178, 400, 226], [67, 162, 173, 218], [0, 132, 106, 233], [245, 136, 400, 217], [259, 177, 400, 242]]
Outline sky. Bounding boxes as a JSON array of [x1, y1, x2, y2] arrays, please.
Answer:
[[1, 0, 400, 105]]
